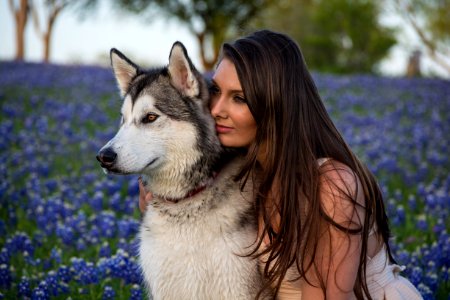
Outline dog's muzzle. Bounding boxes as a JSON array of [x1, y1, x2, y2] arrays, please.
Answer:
[[96, 148, 117, 169]]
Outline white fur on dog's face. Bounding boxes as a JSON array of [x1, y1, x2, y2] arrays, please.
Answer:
[[100, 93, 199, 176]]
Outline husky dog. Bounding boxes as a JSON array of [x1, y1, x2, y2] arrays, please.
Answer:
[[96, 43, 269, 299]]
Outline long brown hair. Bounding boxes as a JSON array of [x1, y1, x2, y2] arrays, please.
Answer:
[[221, 30, 394, 299]]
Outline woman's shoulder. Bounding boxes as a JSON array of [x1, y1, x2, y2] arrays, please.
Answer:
[[317, 158, 358, 188], [316, 158, 365, 226]]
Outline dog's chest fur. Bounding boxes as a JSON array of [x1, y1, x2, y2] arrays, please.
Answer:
[[139, 158, 267, 300]]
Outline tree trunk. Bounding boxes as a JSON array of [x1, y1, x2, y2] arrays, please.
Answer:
[[395, 0, 450, 75], [15, 17, 25, 60], [10, 0, 29, 61], [43, 5, 63, 63], [406, 50, 421, 78], [195, 32, 218, 71], [43, 32, 50, 63]]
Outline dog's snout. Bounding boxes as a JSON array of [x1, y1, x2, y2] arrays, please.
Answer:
[[96, 148, 117, 167]]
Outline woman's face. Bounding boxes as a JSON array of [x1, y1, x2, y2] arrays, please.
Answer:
[[210, 58, 257, 148]]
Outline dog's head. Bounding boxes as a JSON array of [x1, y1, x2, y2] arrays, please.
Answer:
[[97, 42, 220, 184]]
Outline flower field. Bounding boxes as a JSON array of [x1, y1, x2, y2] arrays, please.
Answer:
[[0, 61, 449, 299]]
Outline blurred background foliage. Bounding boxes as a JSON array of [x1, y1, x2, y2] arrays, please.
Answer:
[[114, 0, 274, 70], [250, 0, 396, 73], [6, 0, 450, 76]]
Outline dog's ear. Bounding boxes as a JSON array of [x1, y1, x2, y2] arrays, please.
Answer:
[[110, 48, 138, 97], [168, 42, 199, 97]]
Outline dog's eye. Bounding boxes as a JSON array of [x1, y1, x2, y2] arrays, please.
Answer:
[[142, 113, 159, 124]]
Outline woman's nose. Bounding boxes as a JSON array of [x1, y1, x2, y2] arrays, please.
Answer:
[[210, 96, 227, 119]]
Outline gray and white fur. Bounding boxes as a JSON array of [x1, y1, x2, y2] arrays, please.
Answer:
[[97, 42, 270, 299]]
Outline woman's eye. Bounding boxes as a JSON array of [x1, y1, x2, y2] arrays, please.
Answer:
[[233, 95, 247, 103], [142, 113, 159, 124], [209, 85, 220, 95]]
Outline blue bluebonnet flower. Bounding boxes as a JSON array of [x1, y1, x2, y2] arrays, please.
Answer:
[[122, 197, 135, 215], [66, 211, 88, 235], [87, 225, 101, 245], [409, 266, 423, 286], [129, 284, 143, 300], [394, 249, 410, 266], [102, 285, 116, 300], [117, 238, 130, 254], [0, 248, 9, 265], [50, 247, 62, 264], [76, 238, 87, 251], [5, 232, 34, 255], [99, 242, 111, 258], [57, 265, 72, 283], [127, 177, 139, 197], [118, 218, 139, 239], [18, 276, 32, 297], [71, 258, 99, 285], [415, 215, 428, 231], [417, 283, 433, 300], [105, 180, 122, 196], [393, 204, 406, 226], [56, 223, 75, 245], [32, 231, 45, 248], [31, 287, 49, 300], [31, 280, 50, 300], [23, 250, 41, 266], [92, 211, 117, 238], [0, 220, 5, 237], [111, 192, 123, 212], [407, 194, 417, 211], [45, 271, 60, 296], [441, 266, 449, 283], [0, 264, 12, 289], [97, 249, 142, 285], [423, 271, 438, 292], [90, 191, 105, 211]]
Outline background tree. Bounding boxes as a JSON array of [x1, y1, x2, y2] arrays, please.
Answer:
[[8, 0, 98, 62], [30, 0, 99, 63], [30, 0, 68, 63], [115, 0, 274, 70], [251, 0, 396, 73], [392, 0, 450, 75], [8, 0, 30, 60]]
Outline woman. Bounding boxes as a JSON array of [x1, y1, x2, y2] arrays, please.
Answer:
[[139, 30, 422, 299]]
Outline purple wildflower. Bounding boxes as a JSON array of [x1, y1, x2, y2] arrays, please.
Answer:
[[129, 284, 143, 300], [102, 285, 116, 300], [18, 276, 32, 297], [0, 264, 12, 289]]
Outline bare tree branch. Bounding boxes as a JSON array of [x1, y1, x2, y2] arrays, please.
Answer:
[[30, 0, 43, 38], [393, 0, 450, 74]]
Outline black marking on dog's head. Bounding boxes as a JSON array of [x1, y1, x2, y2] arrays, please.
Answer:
[[127, 68, 168, 105]]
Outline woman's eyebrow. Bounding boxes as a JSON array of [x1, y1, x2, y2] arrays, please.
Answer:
[[210, 78, 243, 94]]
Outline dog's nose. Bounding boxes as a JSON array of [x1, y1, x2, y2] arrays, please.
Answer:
[[96, 148, 117, 167]]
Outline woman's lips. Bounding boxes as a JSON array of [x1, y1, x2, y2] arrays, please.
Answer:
[[215, 124, 233, 134]]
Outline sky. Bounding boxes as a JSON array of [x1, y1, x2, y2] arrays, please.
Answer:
[[1, 1, 201, 68], [1, 1, 447, 77]]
